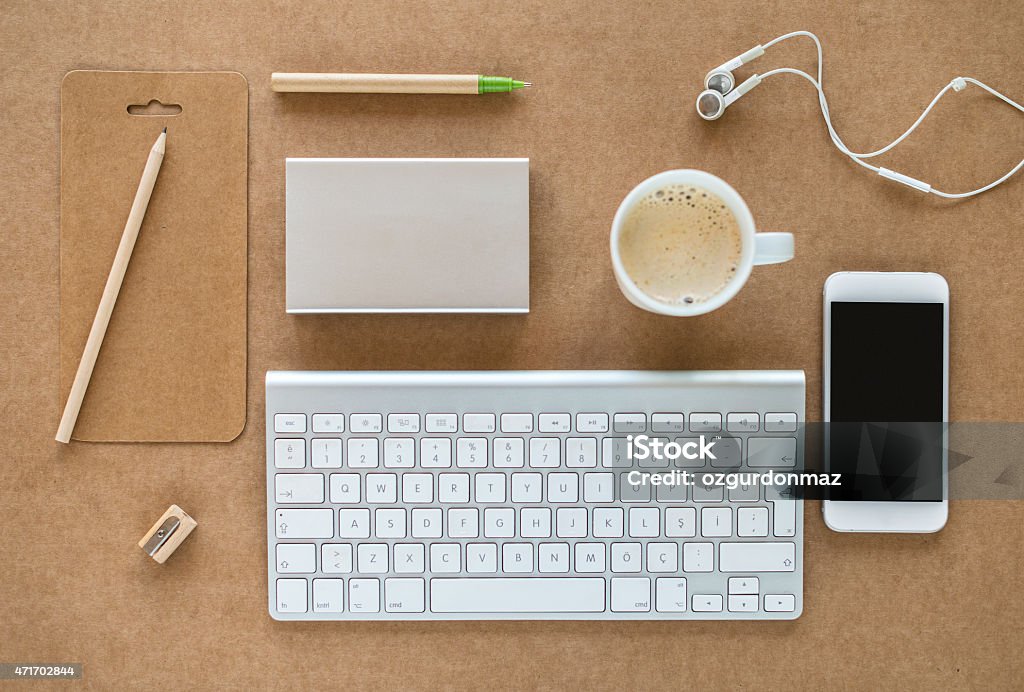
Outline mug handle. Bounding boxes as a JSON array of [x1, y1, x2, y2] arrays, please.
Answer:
[[753, 232, 794, 265]]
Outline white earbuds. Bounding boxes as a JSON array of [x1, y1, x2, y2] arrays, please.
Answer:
[[695, 31, 1024, 199]]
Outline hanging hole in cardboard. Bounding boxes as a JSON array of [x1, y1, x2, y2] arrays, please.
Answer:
[[127, 99, 182, 116]]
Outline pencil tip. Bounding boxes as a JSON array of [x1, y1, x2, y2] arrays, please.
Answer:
[[162, 127, 167, 134]]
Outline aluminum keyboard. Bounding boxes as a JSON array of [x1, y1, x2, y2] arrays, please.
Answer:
[[266, 370, 805, 620]]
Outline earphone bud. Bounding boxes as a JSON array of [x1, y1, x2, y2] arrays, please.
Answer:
[[694, 31, 1024, 199], [696, 75, 762, 120]]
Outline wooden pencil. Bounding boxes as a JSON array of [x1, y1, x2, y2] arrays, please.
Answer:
[[56, 128, 167, 444], [270, 72, 530, 94]]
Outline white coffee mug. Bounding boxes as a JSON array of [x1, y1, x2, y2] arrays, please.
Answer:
[[610, 169, 794, 316]]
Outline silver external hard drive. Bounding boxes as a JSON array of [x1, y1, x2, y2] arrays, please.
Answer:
[[285, 158, 530, 313]]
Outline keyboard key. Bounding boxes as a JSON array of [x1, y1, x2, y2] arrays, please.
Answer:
[[655, 578, 688, 612], [425, 414, 458, 433], [275, 509, 333, 539], [463, 413, 496, 433], [764, 412, 798, 432], [729, 479, 760, 502], [708, 436, 742, 468], [671, 437, 706, 469], [665, 507, 696, 537], [456, 438, 488, 468], [602, 437, 630, 468], [329, 473, 360, 504], [384, 438, 416, 468], [402, 474, 433, 503], [728, 595, 758, 612], [651, 413, 685, 433], [313, 579, 344, 612], [274, 439, 305, 469], [511, 472, 543, 502], [701, 507, 732, 537], [502, 543, 534, 572], [387, 413, 420, 433], [448, 508, 479, 538], [719, 542, 796, 572], [394, 544, 425, 574], [726, 412, 759, 432], [628, 507, 659, 537], [365, 473, 398, 503], [466, 543, 498, 573], [475, 474, 506, 503], [556, 507, 587, 537], [576, 413, 609, 432], [764, 594, 796, 612], [521, 507, 551, 537], [538, 543, 570, 573], [274, 413, 306, 434], [575, 543, 606, 572], [350, 414, 383, 433], [438, 473, 471, 503], [430, 543, 461, 573], [689, 413, 722, 432], [311, 438, 342, 468], [321, 544, 353, 573], [337, 509, 370, 538], [656, 481, 687, 503], [611, 577, 651, 612], [419, 438, 452, 468], [312, 414, 345, 433], [385, 578, 426, 613], [692, 594, 723, 612], [347, 438, 379, 468], [276, 543, 316, 573], [767, 483, 797, 537], [584, 472, 615, 502], [411, 508, 442, 538], [647, 543, 678, 572], [484, 508, 515, 537], [738, 507, 770, 537], [613, 413, 646, 433], [747, 437, 797, 467], [493, 438, 524, 468], [276, 578, 307, 613], [375, 508, 407, 538], [547, 473, 579, 503], [349, 579, 380, 613], [593, 507, 624, 538], [430, 578, 605, 613], [275, 473, 324, 504], [683, 542, 714, 572], [500, 413, 533, 432], [529, 438, 560, 468], [619, 474, 651, 503], [565, 438, 598, 468], [538, 413, 571, 433], [728, 577, 759, 594], [357, 543, 389, 573], [611, 542, 642, 573]]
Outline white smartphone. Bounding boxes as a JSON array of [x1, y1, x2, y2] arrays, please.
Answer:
[[822, 271, 949, 533]]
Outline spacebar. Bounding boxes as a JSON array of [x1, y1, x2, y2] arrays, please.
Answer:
[[431, 578, 606, 613]]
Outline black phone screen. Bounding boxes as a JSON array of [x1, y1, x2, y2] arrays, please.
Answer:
[[828, 301, 945, 501]]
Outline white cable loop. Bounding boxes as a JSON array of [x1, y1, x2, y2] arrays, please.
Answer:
[[749, 32, 1023, 198]]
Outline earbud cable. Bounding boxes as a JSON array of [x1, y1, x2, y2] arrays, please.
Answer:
[[756, 32, 1024, 198]]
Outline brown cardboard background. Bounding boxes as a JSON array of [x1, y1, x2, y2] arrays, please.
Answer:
[[60, 70, 248, 441], [1, 0, 1022, 689]]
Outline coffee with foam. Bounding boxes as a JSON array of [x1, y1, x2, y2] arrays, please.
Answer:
[[617, 184, 742, 306]]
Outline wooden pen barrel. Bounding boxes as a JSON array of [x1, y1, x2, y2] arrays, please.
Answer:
[[271, 73, 479, 94]]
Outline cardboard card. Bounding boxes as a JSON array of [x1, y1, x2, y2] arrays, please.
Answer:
[[60, 71, 248, 441]]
